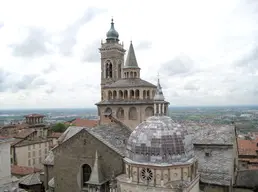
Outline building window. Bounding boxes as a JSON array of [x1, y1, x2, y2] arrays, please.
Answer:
[[141, 168, 153, 182], [205, 152, 211, 157], [82, 164, 92, 187], [33, 151, 35, 157], [28, 146, 31, 150], [33, 144, 35, 149], [28, 159, 31, 166], [39, 149, 41, 156], [28, 152, 31, 158], [33, 158, 36, 165], [45, 148, 47, 154], [39, 157, 42, 163]]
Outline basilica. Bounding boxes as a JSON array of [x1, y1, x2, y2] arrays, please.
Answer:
[[43, 19, 238, 192]]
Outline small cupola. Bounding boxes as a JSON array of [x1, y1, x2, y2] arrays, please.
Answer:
[[106, 18, 119, 42]]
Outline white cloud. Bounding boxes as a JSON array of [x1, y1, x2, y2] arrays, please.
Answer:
[[0, 0, 258, 109]]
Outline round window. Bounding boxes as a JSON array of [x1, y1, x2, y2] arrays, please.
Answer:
[[141, 168, 153, 181]]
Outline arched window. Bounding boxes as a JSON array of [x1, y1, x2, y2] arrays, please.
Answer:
[[118, 64, 121, 79], [117, 108, 125, 119], [130, 71, 133, 78], [129, 107, 137, 120], [119, 90, 123, 99], [109, 63, 113, 78], [105, 107, 112, 115], [135, 89, 140, 99], [130, 90, 135, 99], [82, 164, 91, 186], [145, 107, 154, 118], [134, 72, 137, 78], [108, 91, 112, 100], [105, 61, 113, 79]]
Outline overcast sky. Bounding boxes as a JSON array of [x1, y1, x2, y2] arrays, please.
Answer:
[[0, 0, 257, 109]]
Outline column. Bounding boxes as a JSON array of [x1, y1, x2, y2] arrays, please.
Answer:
[[154, 104, 157, 114], [162, 103, 165, 115], [159, 104, 161, 115]]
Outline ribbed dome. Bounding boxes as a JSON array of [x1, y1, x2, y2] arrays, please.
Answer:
[[106, 18, 119, 41], [126, 116, 194, 164]]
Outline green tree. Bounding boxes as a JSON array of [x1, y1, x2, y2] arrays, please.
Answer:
[[51, 123, 67, 133]]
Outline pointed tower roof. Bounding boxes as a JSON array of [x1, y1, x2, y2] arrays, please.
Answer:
[[106, 18, 119, 41], [124, 41, 139, 68], [87, 150, 105, 185], [154, 74, 165, 101]]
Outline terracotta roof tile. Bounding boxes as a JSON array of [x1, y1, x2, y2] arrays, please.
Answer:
[[68, 118, 98, 128], [237, 138, 258, 156], [11, 165, 41, 176]]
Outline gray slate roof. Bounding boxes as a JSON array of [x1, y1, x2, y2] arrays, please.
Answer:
[[236, 170, 258, 188], [96, 99, 156, 105], [88, 124, 132, 156], [103, 78, 156, 88], [193, 124, 234, 145], [124, 42, 139, 68], [19, 172, 42, 186], [43, 150, 54, 165]]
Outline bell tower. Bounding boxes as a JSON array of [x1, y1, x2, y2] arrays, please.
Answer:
[[99, 19, 126, 90]]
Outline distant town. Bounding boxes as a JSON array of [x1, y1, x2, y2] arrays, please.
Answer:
[[1, 105, 258, 133]]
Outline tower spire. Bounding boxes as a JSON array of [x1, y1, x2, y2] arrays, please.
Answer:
[[124, 42, 139, 68], [154, 74, 168, 116], [87, 150, 105, 184]]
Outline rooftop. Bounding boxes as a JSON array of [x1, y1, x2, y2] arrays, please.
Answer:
[[238, 137, 258, 156], [65, 118, 98, 127], [193, 124, 234, 145], [24, 114, 45, 118], [103, 78, 156, 88], [126, 116, 194, 164], [11, 165, 41, 176]]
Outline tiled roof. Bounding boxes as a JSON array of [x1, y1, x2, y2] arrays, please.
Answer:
[[48, 132, 62, 138], [24, 114, 45, 118], [88, 123, 131, 156], [68, 118, 98, 127], [19, 172, 42, 186], [11, 165, 41, 176], [237, 138, 258, 156], [13, 138, 52, 147], [103, 78, 156, 88], [193, 124, 234, 145], [14, 128, 36, 139], [57, 126, 85, 143], [236, 170, 258, 188]]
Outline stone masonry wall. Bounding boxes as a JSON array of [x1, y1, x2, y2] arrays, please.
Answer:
[[194, 146, 233, 186], [53, 130, 124, 192]]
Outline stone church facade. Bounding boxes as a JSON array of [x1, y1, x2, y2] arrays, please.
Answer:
[[95, 19, 169, 129], [42, 19, 245, 192]]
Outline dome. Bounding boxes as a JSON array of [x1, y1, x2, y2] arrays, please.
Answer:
[[126, 116, 194, 164], [106, 19, 119, 41]]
